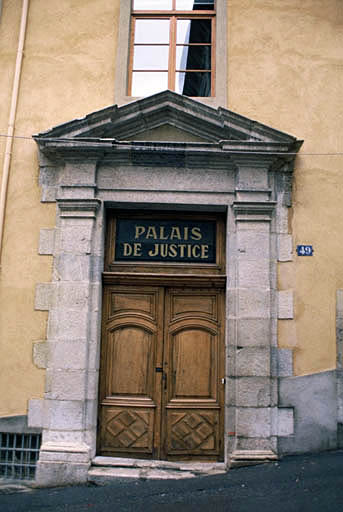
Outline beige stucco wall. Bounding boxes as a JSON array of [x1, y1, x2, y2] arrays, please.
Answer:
[[0, 0, 341, 417], [228, 0, 343, 375], [0, 0, 120, 416]]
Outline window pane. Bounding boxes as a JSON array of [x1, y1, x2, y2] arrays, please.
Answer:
[[134, 46, 169, 70], [175, 71, 211, 96], [177, 19, 211, 44], [133, 0, 172, 9], [176, 45, 211, 70], [135, 20, 170, 44], [176, 0, 214, 10], [132, 72, 168, 96]]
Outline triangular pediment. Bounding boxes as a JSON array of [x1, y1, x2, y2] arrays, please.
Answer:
[[35, 90, 299, 146]]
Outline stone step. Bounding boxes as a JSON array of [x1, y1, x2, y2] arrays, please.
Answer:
[[88, 457, 227, 481]]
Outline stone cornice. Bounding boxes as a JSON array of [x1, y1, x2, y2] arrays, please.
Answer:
[[34, 138, 300, 170], [57, 198, 101, 218], [232, 201, 276, 221]]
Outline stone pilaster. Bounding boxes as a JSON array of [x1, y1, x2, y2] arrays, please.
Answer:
[[35, 198, 102, 487], [228, 200, 278, 465]]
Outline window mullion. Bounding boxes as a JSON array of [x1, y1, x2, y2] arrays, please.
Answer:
[[128, 17, 136, 95], [169, 16, 176, 91], [211, 16, 215, 96]]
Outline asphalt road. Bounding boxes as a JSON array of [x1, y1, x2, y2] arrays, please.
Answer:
[[1, 450, 342, 512]]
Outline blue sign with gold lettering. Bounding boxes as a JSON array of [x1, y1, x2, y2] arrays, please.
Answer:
[[115, 219, 216, 263]]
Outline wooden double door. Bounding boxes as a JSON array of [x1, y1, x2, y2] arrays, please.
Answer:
[[98, 283, 225, 461]]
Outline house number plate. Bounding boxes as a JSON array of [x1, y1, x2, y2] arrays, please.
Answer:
[[296, 245, 314, 256]]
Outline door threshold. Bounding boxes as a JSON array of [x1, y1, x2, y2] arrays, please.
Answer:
[[89, 456, 227, 481]]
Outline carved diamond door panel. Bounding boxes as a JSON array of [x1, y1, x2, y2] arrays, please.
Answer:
[[98, 285, 224, 461]]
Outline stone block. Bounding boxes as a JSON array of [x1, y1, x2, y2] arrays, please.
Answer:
[[226, 345, 236, 376], [237, 166, 268, 189], [45, 400, 84, 431], [62, 162, 97, 186], [337, 292, 343, 369], [338, 424, 343, 449], [59, 186, 96, 200], [237, 407, 271, 437], [235, 436, 277, 453], [35, 461, 90, 486], [33, 341, 49, 369], [39, 442, 90, 463], [49, 340, 88, 370], [100, 189, 232, 207], [225, 378, 236, 406], [236, 347, 270, 376], [87, 340, 101, 371], [43, 429, 85, 444], [85, 372, 99, 400], [39, 165, 58, 186], [276, 204, 289, 234], [237, 288, 271, 319], [85, 429, 97, 457], [35, 283, 53, 311], [278, 290, 294, 319], [60, 224, 93, 254], [226, 289, 237, 318], [55, 282, 90, 309], [236, 318, 270, 347], [236, 221, 270, 233], [39, 229, 55, 255], [337, 317, 343, 369], [28, 399, 44, 428], [84, 399, 98, 429], [48, 308, 89, 340], [46, 370, 87, 401], [238, 258, 270, 288], [98, 165, 234, 193], [278, 234, 293, 262], [336, 290, 343, 318], [90, 283, 102, 311], [235, 377, 272, 406], [271, 348, 293, 377], [55, 254, 91, 281], [224, 406, 236, 436], [236, 231, 270, 259], [337, 371, 343, 423], [276, 408, 294, 436], [88, 310, 102, 346], [41, 186, 57, 203]]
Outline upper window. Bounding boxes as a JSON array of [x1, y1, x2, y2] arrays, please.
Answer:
[[129, 0, 215, 97]]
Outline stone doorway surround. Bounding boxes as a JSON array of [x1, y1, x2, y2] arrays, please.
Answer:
[[30, 91, 302, 486]]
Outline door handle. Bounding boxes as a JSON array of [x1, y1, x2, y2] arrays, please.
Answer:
[[162, 372, 167, 390]]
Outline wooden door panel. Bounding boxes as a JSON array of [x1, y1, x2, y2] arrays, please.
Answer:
[[172, 328, 214, 399], [107, 326, 154, 397], [162, 288, 224, 460], [100, 406, 154, 454], [166, 409, 220, 455], [99, 286, 164, 457], [99, 284, 224, 461], [110, 291, 157, 321], [170, 294, 217, 321]]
